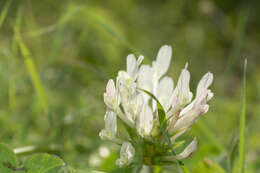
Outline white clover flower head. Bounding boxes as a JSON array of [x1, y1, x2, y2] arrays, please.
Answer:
[[100, 45, 214, 166]]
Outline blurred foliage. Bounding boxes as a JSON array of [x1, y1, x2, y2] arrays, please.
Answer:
[[0, 0, 259, 172]]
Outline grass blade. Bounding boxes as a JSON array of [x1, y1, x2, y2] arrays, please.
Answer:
[[228, 133, 239, 171], [24, 7, 82, 38], [0, 0, 12, 30], [85, 7, 142, 56], [8, 8, 22, 110], [14, 28, 48, 113], [48, 7, 82, 60], [239, 59, 247, 173]]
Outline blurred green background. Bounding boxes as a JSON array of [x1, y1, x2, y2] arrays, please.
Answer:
[[0, 0, 259, 172]]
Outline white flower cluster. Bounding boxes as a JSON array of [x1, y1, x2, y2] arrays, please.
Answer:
[[99, 45, 213, 167]]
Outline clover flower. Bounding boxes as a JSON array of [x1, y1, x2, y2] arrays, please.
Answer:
[[99, 45, 214, 167]]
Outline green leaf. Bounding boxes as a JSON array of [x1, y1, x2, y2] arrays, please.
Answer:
[[24, 153, 64, 173], [47, 165, 76, 173], [239, 59, 247, 173], [0, 143, 18, 172]]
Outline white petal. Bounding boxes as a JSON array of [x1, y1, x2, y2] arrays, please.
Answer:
[[174, 65, 193, 106], [157, 76, 174, 111], [136, 103, 153, 136], [177, 67, 190, 95], [173, 90, 209, 130], [126, 54, 136, 77], [179, 72, 213, 117], [137, 55, 144, 66], [116, 142, 135, 167], [120, 142, 135, 159], [137, 65, 153, 103], [207, 89, 214, 101], [117, 71, 135, 100], [126, 54, 144, 80], [138, 65, 153, 91], [106, 79, 116, 97], [176, 138, 197, 160], [179, 101, 194, 116], [134, 94, 144, 118], [104, 79, 118, 109], [196, 72, 213, 98], [99, 110, 117, 140], [104, 110, 117, 134], [154, 45, 172, 78]]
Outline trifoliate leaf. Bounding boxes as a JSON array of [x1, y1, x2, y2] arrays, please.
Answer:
[[0, 143, 18, 173], [24, 153, 64, 173]]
